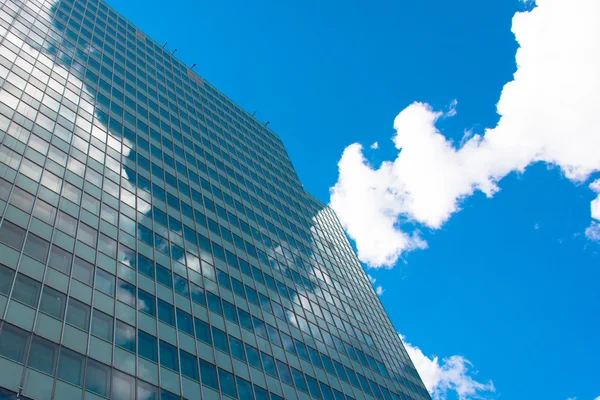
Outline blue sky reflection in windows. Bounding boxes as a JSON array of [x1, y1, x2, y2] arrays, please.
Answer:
[[0, 0, 429, 399]]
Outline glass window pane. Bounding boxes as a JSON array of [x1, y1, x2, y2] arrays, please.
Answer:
[[58, 348, 85, 386], [199, 359, 218, 390], [179, 350, 199, 381], [218, 368, 237, 399], [39, 286, 67, 319], [72, 257, 94, 285], [157, 299, 174, 325], [159, 340, 178, 372], [66, 298, 90, 331], [161, 390, 180, 400], [56, 211, 77, 236], [217, 271, 231, 290], [0, 178, 11, 201], [86, 359, 111, 397], [345, 366, 359, 387], [306, 375, 323, 399], [236, 377, 253, 400], [229, 335, 246, 362], [99, 234, 118, 258], [27, 336, 58, 375], [254, 385, 269, 400], [267, 325, 281, 347], [49, 245, 72, 274], [308, 346, 323, 369], [138, 330, 158, 362], [138, 225, 154, 247], [11, 274, 41, 307], [231, 278, 245, 298], [137, 380, 158, 400], [222, 300, 238, 324], [33, 199, 57, 225], [173, 274, 188, 297], [245, 286, 258, 305], [117, 279, 136, 306], [77, 223, 97, 247], [292, 367, 308, 393], [194, 318, 211, 344], [322, 355, 336, 376], [281, 332, 296, 355], [238, 309, 253, 332], [212, 327, 229, 354], [357, 373, 372, 395], [96, 268, 115, 296], [295, 340, 309, 361], [137, 254, 154, 278], [0, 265, 15, 295], [276, 360, 293, 386], [92, 309, 114, 341], [245, 344, 261, 370], [0, 220, 26, 250], [10, 187, 34, 213], [0, 324, 30, 363], [137, 289, 156, 317], [101, 204, 118, 226], [156, 264, 172, 287], [333, 389, 346, 400], [116, 320, 135, 352], [190, 283, 206, 306], [111, 370, 135, 400], [252, 317, 267, 340], [82, 193, 100, 215], [23, 234, 50, 263], [260, 352, 277, 378], [206, 291, 221, 315], [176, 309, 193, 336]]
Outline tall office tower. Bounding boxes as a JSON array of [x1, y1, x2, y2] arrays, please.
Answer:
[[0, 0, 431, 399]]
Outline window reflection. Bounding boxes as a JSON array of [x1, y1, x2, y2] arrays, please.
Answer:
[[11, 274, 41, 308], [27, 336, 58, 375], [39, 286, 66, 319], [0, 324, 30, 364], [57, 348, 85, 386]]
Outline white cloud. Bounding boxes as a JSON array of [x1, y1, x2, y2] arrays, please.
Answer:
[[367, 274, 385, 296], [330, 0, 600, 267], [371, 141, 379, 149], [400, 334, 495, 400], [445, 99, 458, 118], [587, 180, 600, 240], [586, 222, 600, 241], [590, 180, 600, 219]]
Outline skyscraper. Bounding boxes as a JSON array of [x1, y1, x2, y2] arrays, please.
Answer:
[[0, 0, 431, 399]]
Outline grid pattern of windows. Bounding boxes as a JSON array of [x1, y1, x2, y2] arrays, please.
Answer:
[[0, 0, 430, 399]]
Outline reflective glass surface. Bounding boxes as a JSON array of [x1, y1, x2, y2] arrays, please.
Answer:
[[0, 0, 429, 399]]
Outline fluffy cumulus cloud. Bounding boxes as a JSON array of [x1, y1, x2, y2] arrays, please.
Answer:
[[330, 0, 600, 267], [400, 335, 495, 400]]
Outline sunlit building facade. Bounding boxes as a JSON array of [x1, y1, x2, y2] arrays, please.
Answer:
[[0, 0, 431, 399]]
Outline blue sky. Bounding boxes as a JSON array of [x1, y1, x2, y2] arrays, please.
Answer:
[[104, 0, 600, 399]]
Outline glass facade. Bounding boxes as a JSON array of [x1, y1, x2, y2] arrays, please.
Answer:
[[0, 0, 430, 399]]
